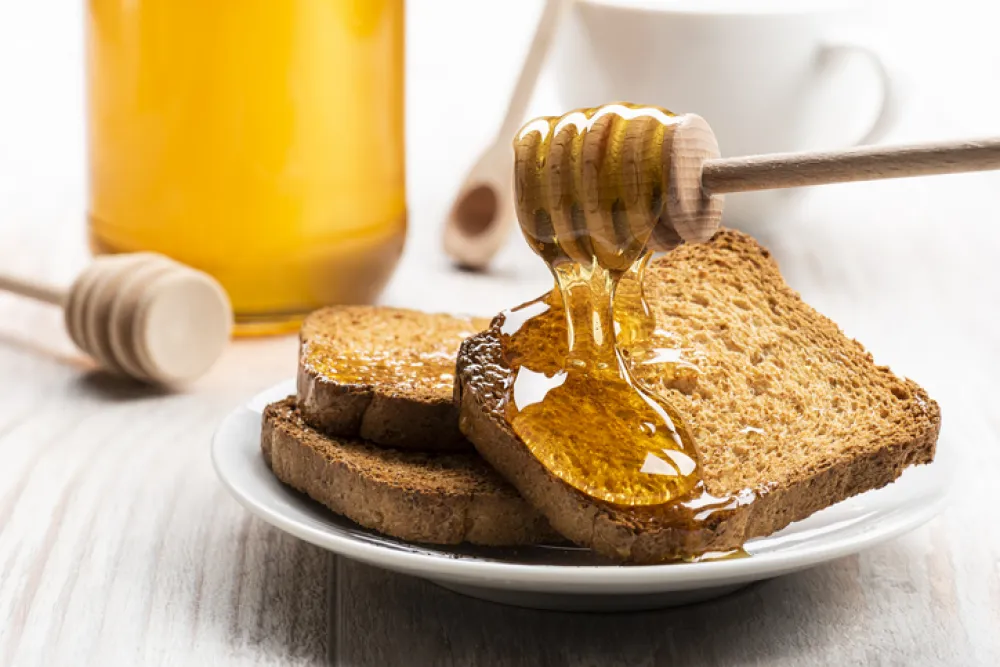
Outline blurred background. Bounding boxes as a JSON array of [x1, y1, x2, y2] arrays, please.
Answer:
[[3, 0, 999, 306]]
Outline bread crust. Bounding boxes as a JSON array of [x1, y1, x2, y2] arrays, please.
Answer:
[[455, 230, 940, 563], [263, 397, 557, 547]]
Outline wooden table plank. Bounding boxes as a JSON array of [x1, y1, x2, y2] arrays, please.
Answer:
[[332, 539, 976, 667]]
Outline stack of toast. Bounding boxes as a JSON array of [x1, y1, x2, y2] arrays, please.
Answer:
[[262, 231, 940, 563]]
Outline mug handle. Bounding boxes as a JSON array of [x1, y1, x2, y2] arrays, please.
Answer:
[[818, 40, 903, 146]]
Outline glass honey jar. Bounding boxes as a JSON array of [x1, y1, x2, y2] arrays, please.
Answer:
[[86, 0, 406, 334]]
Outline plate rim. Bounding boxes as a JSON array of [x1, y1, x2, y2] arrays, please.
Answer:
[[212, 382, 950, 593]]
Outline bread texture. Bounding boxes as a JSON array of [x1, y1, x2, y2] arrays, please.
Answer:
[[298, 306, 487, 451], [456, 230, 940, 563], [262, 397, 556, 546]]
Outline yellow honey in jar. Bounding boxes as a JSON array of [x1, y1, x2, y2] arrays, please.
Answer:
[[86, 0, 406, 334]]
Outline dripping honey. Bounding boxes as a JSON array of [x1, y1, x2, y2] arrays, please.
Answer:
[[503, 104, 752, 524], [499, 261, 702, 506]]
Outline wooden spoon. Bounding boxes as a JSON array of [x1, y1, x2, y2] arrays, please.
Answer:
[[442, 0, 570, 270]]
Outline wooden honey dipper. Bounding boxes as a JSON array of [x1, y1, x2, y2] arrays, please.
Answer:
[[505, 103, 1000, 269], [0, 253, 232, 385]]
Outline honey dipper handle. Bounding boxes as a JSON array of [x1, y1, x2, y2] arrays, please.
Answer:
[[0, 272, 67, 306], [701, 138, 1000, 194]]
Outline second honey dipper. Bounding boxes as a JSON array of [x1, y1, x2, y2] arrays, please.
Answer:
[[480, 103, 1000, 267], [0, 253, 232, 385]]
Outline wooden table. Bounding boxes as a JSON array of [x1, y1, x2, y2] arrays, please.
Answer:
[[2, 1, 1000, 665]]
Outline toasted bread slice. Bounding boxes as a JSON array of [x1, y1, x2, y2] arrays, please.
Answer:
[[263, 397, 556, 546], [298, 306, 488, 451], [456, 230, 940, 563]]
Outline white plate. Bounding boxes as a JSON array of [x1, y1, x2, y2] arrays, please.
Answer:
[[212, 380, 950, 612]]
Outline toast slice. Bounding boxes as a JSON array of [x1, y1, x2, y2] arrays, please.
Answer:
[[298, 306, 487, 451], [455, 230, 940, 563], [262, 397, 556, 546]]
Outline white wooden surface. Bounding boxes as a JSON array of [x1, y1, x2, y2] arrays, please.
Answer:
[[2, 1, 1000, 665]]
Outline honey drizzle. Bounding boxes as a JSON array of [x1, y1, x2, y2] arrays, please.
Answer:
[[303, 343, 457, 393], [504, 103, 757, 528]]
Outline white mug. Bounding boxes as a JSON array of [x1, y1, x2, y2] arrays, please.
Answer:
[[552, 0, 901, 228]]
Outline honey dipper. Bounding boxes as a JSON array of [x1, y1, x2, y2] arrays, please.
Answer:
[[0, 253, 232, 385], [498, 104, 1000, 268]]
